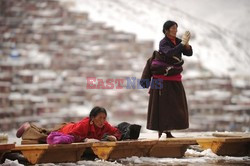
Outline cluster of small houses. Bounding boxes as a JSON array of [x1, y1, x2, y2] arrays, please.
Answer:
[[0, 0, 249, 133]]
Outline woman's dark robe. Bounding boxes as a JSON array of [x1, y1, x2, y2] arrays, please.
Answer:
[[146, 36, 193, 133]]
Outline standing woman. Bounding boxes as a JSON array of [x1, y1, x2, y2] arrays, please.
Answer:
[[147, 20, 193, 138]]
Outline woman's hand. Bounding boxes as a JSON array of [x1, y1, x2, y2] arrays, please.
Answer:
[[84, 138, 100, 142], [181, 31, 191, 45], [107, 135, 117, 141]]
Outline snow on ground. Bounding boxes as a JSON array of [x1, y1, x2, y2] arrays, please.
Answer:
[[120, 153, 250, 166], [2, 159, 24, 166]]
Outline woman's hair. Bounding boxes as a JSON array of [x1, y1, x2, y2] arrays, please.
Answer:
[[162, 20, 178, 34], [89, 106, 107, 119]]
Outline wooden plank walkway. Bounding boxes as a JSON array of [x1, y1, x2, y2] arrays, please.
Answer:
[[91, 138, 197, 160], [12, 138, 198, 164], [6, 135, 250, 164]]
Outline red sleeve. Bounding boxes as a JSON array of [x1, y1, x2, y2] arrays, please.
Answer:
[[67, 120, 89, 142], [104, 122, 122, 140]]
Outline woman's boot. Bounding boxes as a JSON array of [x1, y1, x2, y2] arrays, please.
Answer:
[[158, 132, 162, 138], [165, 132, 174, 138]]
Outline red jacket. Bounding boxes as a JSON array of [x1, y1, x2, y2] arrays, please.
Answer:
[[59, 117, 121, 142]]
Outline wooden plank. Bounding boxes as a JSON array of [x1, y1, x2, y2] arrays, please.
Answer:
[[158, 137, 198, 145], [197, 137, 250, 143], [91, 138, 198, 160], [9, 136, 250, 164], [149, 138, 197, 158], [109, 140, 156, 159], [21, 139, 40, 145], [91, 140, 154, 160], [212, 132, 250, 138], [0, 144, 15, 151], [196, 137, 250, 156], [0, 144, 15, 162], [150, 143, 188, 158], [13, 143, 92, 164]]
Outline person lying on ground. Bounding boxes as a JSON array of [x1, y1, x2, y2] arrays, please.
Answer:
[[16, 106, 141, 144]]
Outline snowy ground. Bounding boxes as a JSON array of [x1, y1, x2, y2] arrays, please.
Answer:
[[3, 151, 250, 166], [3, 132, 250, 166]]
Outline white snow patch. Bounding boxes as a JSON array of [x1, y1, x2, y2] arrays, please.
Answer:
[[2, 159, 24, 166]]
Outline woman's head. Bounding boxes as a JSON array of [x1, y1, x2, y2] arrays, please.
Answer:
[[163, 20, 178, 37], [89, 106, 107, 128]]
